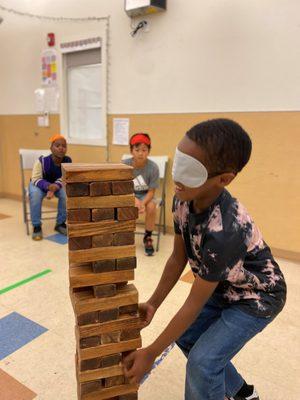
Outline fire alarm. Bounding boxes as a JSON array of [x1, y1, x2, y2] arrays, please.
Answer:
[[47, 33, 55, 47]]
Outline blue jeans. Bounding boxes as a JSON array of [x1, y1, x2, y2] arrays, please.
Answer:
[[28, 182, 66, 227], [176, 296, 274, 400]]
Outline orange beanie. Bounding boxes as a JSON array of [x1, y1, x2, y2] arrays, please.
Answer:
[[49, 134, 66, 144]]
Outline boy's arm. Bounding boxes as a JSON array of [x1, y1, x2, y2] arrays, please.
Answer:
[[141, 188, 155, 207], [31, 159, 51, 192], [149, 233, 187, 307], [124, 275, 218, 383]]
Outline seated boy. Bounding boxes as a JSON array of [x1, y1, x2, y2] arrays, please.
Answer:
[[123, 133, 159, 256], [29, 134, 72, 240]]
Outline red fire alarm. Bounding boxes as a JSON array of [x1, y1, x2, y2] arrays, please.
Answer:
[[47, 33, 55, 47]]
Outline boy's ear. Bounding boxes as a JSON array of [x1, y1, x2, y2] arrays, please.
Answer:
[[218, 172, 236, 187]]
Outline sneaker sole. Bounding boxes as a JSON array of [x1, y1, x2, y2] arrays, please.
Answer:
[[145, 251, 154, 256], [32, 236, 43, 241]]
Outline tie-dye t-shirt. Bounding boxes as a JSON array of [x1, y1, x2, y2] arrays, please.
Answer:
[[173, 190, 286, 317]]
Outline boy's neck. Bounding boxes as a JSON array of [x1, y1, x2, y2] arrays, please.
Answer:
[[133, 158, 147, 168], [51, 154, 63, 165], [193, 188, 224, 214]]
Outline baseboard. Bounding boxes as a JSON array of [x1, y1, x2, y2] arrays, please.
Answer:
[[271, 248, 300, 263], [0, 192, 58, 209], [1, 192, 300, 263], [0, 192, 23, 201]]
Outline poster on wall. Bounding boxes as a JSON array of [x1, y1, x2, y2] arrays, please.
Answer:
[[113, 118, 130, 145], [34, 86, 59, 113], [41, 49, 57, 86]]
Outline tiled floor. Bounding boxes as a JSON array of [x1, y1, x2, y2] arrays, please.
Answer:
[[0, 198, 299, 399]]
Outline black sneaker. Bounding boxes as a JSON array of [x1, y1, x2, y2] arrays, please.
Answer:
[[230, 387, 259, 400], [32, 225, 43, 241], [144, 236, 154, 256], [55, 222, 67, 236]]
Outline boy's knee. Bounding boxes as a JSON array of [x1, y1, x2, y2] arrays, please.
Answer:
[[29, 186, 44, 201], [187, 347, 214, 380], [146, 201, 156, 212], [56, 188, 66, 199]]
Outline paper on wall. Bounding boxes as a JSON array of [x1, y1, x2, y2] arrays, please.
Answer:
[[113, 118, 130, 145]]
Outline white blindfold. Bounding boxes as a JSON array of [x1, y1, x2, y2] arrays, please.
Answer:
[[172, 148, 208, 188]]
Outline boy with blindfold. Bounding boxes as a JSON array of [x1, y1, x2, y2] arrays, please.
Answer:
[[123, 119, 286, 400], [29, 134, 72, 240], [123, 133, 159, 256]]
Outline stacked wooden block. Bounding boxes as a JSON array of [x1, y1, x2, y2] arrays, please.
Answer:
[[62, 163, 142, 400]]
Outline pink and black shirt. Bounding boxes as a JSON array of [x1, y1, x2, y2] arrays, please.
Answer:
[[173, 190, 286, 318]]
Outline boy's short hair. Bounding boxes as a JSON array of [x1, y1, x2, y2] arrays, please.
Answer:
[[186, 119, 252, 174], [130, 133, 151, 150]]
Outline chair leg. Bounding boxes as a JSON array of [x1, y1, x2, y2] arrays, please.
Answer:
[[163, 203, 166, 234], [156, 205, 164, 252], [156, 225, 161, 252], [26, 215, 30, 236], [23, 192, 30, 236]]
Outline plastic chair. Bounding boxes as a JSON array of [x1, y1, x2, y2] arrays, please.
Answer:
[[122, 154, 168, 251], [19, 149, 57, 235]]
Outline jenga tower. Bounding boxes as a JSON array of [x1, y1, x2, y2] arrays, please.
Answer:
[[62, 163, 142, 400]]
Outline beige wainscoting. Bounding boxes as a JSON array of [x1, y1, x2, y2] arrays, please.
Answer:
[[0, 111, 299, 258]]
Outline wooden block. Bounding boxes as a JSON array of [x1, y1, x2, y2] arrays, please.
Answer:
[[77, 311, 100, 326], [71, 284, 138, 315], [99, 354, 121, 368], [80, 380, 103, 395], [80, 336, 101, 349], [116, 257, 137, 271], [70, 262, 92, 269], [68, 220, 136, 238], [92, 234, 113, 248], [116, 282, 128, 290], [66, 183, 89, 197], [111, 181, 134, 195], [99, 308, 119, 323], [117, 207, 138, 221], [119, 394, 138, 400], [77, 314, 143, 339], [69, 236, 92, 250], [62, 163, 133, 183], [79, 365, 124, 383], [100, 332, 121, 345], [67, 194, 134, 210], [92, 260, 116, 273], [119, 304, 138, 316], [120, 329, 140, 341], [79, 337, 142, 360], [93, 284, 117, 298], [80, 358, 102, 371], [80, 383, 138, 400], [113, 232, 134, 246], [90, 182, 111, 196], [104, 375, 125, 388], [70, 267, 134, 288], [69, 245, 135, 264], [92, 208, 114, 222], [68, 208, 91, 223]]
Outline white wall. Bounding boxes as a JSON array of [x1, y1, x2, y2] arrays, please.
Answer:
[[0, 0, 299, 114]]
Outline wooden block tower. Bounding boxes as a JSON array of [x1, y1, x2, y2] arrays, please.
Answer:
[[62, 163, 142, 400]]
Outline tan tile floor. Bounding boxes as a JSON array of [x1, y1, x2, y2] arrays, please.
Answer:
[[0, 198, 299, 399]]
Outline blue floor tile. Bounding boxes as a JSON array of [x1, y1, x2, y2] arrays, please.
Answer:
[[0, 312, 48, 360], [45, 233, 68, 245]]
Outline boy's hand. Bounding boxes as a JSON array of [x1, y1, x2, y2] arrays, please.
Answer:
[[123, 347, 156, 384], [135, 198, 145, 214], [48, 183, 59, 192], [46, 191, 54, 199], [139, 302, 156, 328], [139, 203, 145, 213]]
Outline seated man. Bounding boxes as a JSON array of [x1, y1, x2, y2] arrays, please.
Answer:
[[29, 134, 72, 240], [123, 133, 159, 256]]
